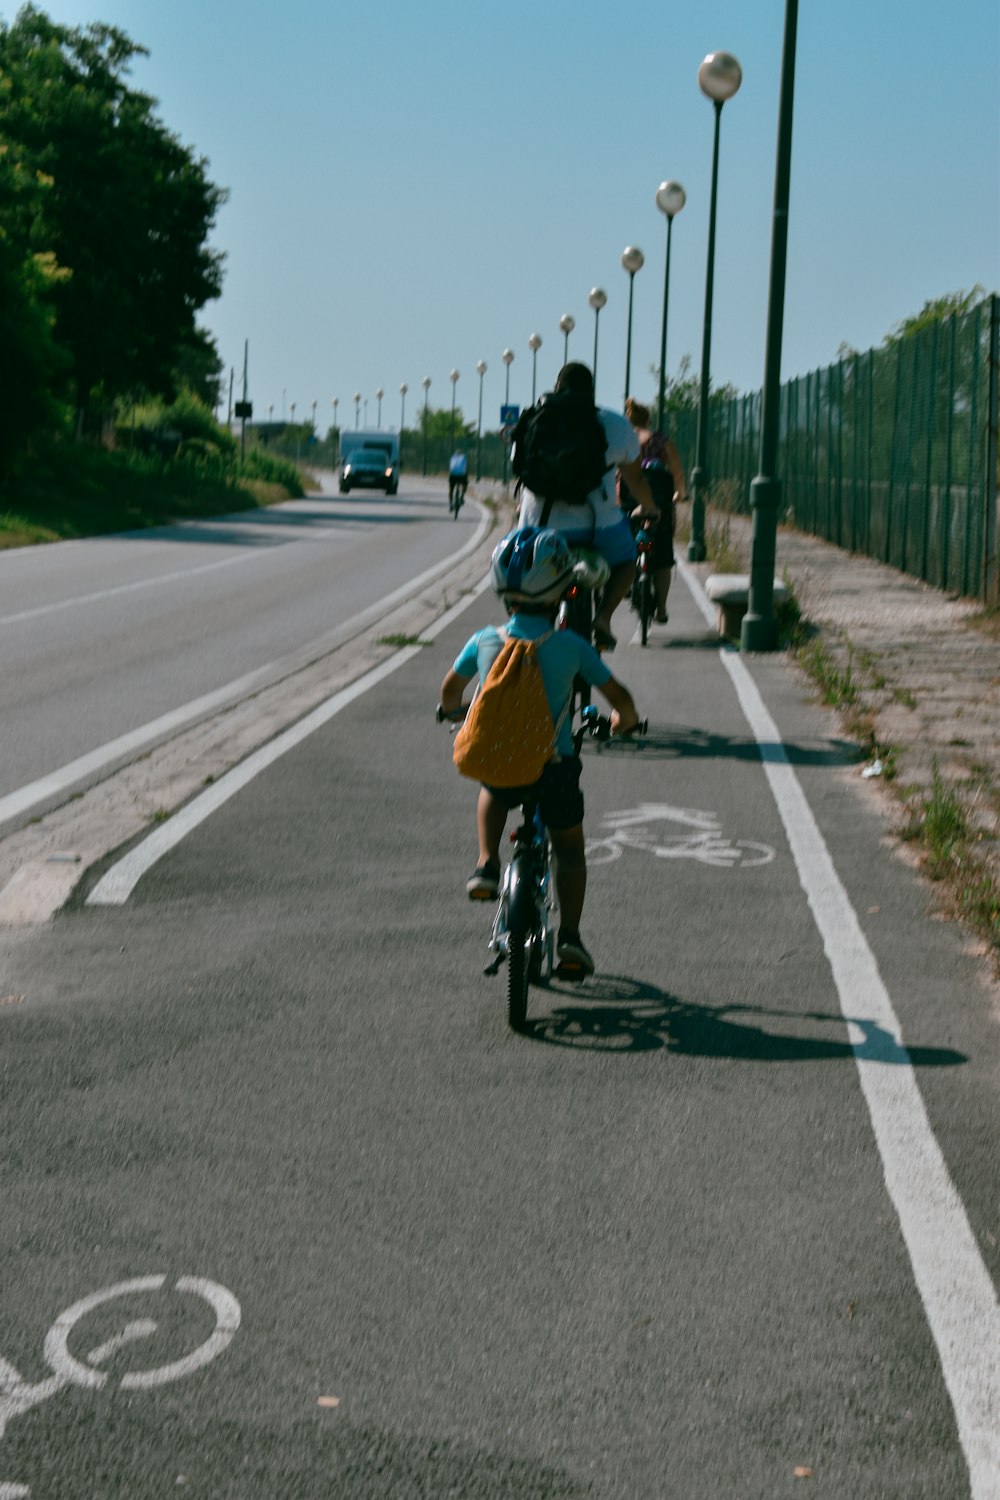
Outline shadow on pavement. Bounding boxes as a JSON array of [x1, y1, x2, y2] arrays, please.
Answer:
[[586, 726, 859, 769], [523, 974, 967, 1066]]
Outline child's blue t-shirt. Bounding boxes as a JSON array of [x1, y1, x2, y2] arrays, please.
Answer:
[[453, 614, 611, 756]]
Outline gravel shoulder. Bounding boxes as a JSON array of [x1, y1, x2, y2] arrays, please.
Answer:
[[706, 509, 1000, 984]]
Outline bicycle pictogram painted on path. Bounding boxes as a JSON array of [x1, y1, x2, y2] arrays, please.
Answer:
[[587, 804, 776, 869]]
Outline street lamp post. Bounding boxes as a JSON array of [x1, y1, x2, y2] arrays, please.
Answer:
[[502, 348, 514, 485], [528, 333, 542, 404], [588, 288, 607, 392], [311, 399, 317, 434], [475, 361, 487, 481], [399, 383, 407, 437], [375, 387, 384, 427], [689, 50, 742, 562], [655, 181, 686, 431], [559, 314, 575, 366], [742, 0, 799, 653], [449, 369, 459, 449], [621, 247, 644, 408], [421, 376, 431, 475], [331, 396, 339, 434], [353, 392, 361, 429]]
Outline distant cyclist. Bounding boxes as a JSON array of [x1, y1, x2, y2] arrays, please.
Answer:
[[622, 398, 688, 624], [515, 363, 659, 651], [448, 449, 469, 511]]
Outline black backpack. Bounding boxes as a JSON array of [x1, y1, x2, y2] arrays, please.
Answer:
[[511, 389, 609, 506]]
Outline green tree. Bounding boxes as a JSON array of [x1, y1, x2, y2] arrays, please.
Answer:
[[418, 404, 477, 444], [0, 136, 71, 473], [0, 5, 226, 428], [883, 286, 987, 344]]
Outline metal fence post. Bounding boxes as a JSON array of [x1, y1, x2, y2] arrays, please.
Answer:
[[985, 293, 999, 603]]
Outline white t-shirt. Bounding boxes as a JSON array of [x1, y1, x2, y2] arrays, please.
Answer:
[[517, 406, 638, 534]]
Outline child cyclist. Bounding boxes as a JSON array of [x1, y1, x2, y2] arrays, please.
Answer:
[[438, 526, 640, 976]]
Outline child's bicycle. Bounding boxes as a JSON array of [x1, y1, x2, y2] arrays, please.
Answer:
[[436, 704, 646, 1031]]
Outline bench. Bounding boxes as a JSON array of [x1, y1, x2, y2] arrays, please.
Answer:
[[704, 573, 790, 638]]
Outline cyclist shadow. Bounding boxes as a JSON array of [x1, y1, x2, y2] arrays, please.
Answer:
[[524, 974, 966, 1066], [587, 726, 859, 768]]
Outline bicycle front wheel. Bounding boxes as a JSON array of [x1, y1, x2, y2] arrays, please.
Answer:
[[506, 921, 531, 1030]]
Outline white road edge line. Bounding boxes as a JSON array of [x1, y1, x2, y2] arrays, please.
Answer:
[[87, 574, 493, 907], [678, 557, 1000, 1499], [1, 506, 491, 828]]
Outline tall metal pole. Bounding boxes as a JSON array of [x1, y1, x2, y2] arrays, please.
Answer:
[[689, 103, 724, 561], [501, 349, 514, 486], [689, 52, 742, 561], [475, 361, 486, 481], [421, 377, 430, 476], [621, 248, 644, 409], [742, 1, 799, 650], [528, 333, 542, 404], [240, 340, 248, 462], [656, 218, 674, 430], [589, 289, 607, 392]]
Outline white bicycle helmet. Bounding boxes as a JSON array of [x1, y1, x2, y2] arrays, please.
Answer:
[[490, 527, 576, 604]]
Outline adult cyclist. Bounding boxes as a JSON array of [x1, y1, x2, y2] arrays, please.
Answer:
[[449, 449, 469, 512], [515, 362, 659, 651]]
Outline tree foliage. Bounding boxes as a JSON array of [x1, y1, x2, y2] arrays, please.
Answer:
[[0, 4, 226, 448]]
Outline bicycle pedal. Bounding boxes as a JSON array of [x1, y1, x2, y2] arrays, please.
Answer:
[[555, 961, 587, 983]]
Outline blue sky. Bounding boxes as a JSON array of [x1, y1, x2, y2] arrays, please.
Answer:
[[5, 0, 999, 431]]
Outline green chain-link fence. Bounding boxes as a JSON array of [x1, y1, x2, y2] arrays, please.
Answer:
[[672, 294, 999, 601]]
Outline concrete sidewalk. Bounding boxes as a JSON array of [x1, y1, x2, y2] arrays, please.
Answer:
[[693, 508, 1000, 979]]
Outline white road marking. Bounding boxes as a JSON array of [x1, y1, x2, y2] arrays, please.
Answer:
[[678, 561, 1000, 1498], [0, 552, 256, 626], [88, 574, 493, 905], [587, 803, 775, 868], [0, 508, 491, 829], [1, 1275, 241, 1496]]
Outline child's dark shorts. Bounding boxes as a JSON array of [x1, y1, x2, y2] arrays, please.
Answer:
[[485, 755, 584, 830]]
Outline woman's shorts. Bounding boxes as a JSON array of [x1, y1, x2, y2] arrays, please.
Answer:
[[561, 516, 637, 569], [485, 755, 584, 830]]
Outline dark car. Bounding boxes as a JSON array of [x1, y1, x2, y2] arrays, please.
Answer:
[[339, 447, 398, 495]]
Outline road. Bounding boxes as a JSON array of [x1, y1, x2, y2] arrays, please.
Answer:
[[0, 481, 997, 1499], [0, 474, 483, 820]]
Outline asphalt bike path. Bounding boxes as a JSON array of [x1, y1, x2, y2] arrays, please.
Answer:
[[1, 561, 997, 1497]]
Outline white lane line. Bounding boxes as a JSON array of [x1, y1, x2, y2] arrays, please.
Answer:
[[1, 508, 491, 828], [678, 562, 999, 1497], [87, 574, 493, 906], [0, 552, 257, 626]]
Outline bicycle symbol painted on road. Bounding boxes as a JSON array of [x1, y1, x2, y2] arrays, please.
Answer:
[[0, 1274, 241, 1498], [587, 804, 776, 870]]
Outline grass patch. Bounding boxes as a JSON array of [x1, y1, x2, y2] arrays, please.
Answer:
[[892, 687, 918, 710], [798, 639, 861, 707], [0, 440, 303, 548], [377, 634, 433, 648], [902, 760, 1000, 960]]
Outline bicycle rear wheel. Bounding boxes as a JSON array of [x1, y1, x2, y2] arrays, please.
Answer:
[[638, 568, 654, 646]]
